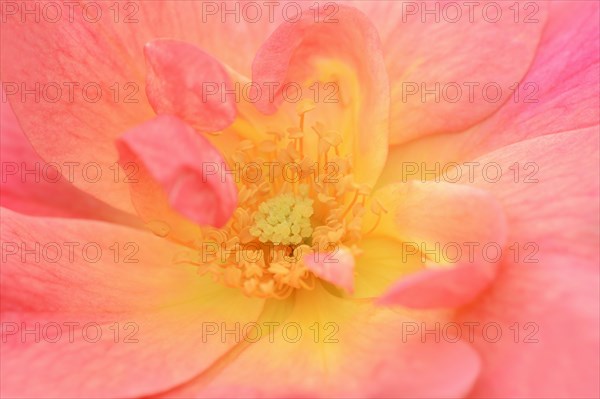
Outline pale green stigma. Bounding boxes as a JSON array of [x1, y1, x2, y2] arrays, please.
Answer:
[[249, 185, 314, 245]]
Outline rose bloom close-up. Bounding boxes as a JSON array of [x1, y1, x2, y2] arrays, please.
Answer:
[[0, 0, 599, 398]]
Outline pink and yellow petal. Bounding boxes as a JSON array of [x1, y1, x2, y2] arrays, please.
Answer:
[[456, 129, 598, 397], [353, 237, 423, 299], [0, 95, 137, 223], [0, 208, 264, 398], [459, 259, 599, 398], [460, 1, 600, 158], [367, 181, 508, 258], [158, 287, 481, 398], [458, 127, 599, 265], [367, 181, 507, 308], [251, 4, 390, 187], [376, 0, 598, 187], [354, 0, 548, 145]]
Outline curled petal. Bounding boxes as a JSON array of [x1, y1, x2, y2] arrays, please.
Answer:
[[144, 39, 237, 132], [368, 181, 508, 261], [117, 115, 237, 229], [378, 262, 497, 309], [369, 181, 507, 308], [251, 4, 389, 186], [304, 246, 355, 293]]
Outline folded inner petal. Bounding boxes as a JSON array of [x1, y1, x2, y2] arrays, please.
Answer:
[[116, 115, 238, 232], [144, 39, 237, 133], [367, 181, 508, 308], [251, 4, 390, 187]]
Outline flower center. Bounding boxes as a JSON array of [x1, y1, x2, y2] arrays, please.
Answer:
[[249, 188, 314, 245], [193, 101, 386, 299]]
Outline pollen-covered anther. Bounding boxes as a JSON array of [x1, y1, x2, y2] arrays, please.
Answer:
[[249, 185, 314, 245]]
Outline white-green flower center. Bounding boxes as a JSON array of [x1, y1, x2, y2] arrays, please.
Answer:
[[249, 185, 314, 245]]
